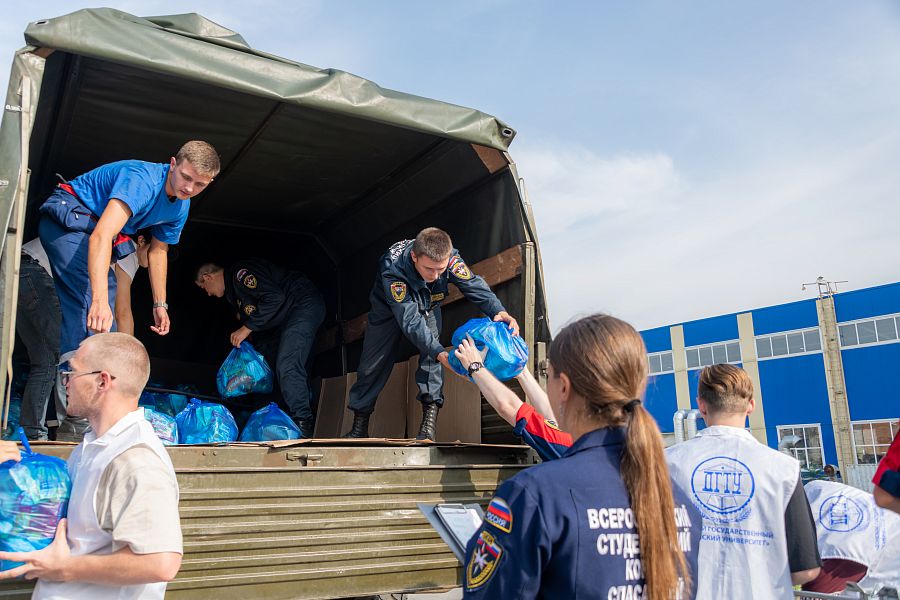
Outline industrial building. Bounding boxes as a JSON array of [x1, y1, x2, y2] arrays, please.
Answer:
[[640, 280, 899, 487]]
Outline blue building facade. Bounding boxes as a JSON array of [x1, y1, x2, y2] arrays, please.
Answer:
[[641, 281, 900, 475]]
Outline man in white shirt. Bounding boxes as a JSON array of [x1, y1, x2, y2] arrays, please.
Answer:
[[0, 333, 182, 599], [665, 364, 821, 599]]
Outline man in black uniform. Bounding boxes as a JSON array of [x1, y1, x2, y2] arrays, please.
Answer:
[[195, 259, 326, 438], [344, 227, 518, 441]]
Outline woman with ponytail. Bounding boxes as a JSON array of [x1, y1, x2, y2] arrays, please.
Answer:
[[463, 314, 699, 600]]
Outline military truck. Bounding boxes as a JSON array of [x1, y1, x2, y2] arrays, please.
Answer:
[[0, 9, 551, 599]]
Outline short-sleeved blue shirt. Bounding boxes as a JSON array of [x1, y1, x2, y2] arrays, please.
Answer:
[[68, 160, 190, 244]]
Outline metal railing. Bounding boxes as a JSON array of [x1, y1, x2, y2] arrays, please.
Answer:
[[794, 583, 898, 600]]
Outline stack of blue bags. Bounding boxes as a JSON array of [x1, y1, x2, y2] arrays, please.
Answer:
[[139, 341, 301, 445]]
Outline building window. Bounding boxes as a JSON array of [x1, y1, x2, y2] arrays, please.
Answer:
[[839, 313, 900, 349], [776, 424, 825, 471], [685, 340, 742, 370], [755, 327, 822, 360], [648, 350, 674, 375], [852, 419, 900, 465]]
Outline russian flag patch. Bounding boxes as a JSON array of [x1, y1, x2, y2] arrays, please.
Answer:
[[484, 497, 512, 533]]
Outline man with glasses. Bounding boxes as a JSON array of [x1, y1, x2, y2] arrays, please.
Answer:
[[0, 333, 183, 598]]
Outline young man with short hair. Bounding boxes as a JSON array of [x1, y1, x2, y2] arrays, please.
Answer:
[[0, 333, 183, 599], [39, 141, 220, 358], [344, 227, 518, 441], [665, 364, 821, 599]]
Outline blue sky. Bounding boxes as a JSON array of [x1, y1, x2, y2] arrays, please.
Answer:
[[3, 1, 900, 331]]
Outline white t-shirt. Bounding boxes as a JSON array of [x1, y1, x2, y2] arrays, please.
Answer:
[[22, 238, 139, 282]]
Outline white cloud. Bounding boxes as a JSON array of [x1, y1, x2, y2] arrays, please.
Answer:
[[515, 145, 681, 236], [521, 133, 900, 333]]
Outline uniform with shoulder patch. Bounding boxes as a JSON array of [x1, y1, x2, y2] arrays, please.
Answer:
[[513, 403, 574, 462], [463, 427, 700, 598], [222, 258, 326, 426], [347, 239, 507, 416], [448, 255, 473, 280]]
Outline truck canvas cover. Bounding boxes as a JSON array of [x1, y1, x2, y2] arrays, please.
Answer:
[[0, 8, 550, 598]]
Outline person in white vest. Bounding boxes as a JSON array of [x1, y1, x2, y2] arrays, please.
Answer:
[[802, 480, 900, 593], [0, 332, 182, 598], [665, 364, 821, 599]]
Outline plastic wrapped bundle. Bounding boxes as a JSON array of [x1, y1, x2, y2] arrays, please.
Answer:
[[175, 399, 238, 444], [239, 403, 302, 442], [448, 317, 529, 381], [0, 431, 71, 571], [216, 341, 274, 398], [143, 407, 178, 445]]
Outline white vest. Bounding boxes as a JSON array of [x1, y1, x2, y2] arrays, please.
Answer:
[[857, 527, 900, 592], [805, 480, 900, 565], [665, 425, 800, 600], [34, 409, 177, 600]]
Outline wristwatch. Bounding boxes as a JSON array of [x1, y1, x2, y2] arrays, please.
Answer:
[[467, 362, 484, 376], [153, 302, 169, 310]]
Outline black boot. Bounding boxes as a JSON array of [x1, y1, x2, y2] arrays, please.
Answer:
[[343, 411, 370, 438], [416, 403, 440, 441], [296, 419, 315, 439]]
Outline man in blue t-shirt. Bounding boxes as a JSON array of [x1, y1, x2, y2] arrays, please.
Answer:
[[38, 141, 220, 355]]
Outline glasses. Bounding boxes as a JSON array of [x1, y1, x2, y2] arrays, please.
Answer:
[[60, 370, 116, 386]]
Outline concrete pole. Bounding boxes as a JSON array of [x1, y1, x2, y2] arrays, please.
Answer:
[[816, 296, 855, 477]]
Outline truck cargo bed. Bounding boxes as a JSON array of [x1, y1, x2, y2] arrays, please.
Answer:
[[0, 440, 534, 599]]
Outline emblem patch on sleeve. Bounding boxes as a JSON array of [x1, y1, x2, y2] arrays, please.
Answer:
[[235, 268, 248, 281], [242, 274, 257, 289], [485, 497, 513, 533], [449, 256, 473, 280], [466, 530, 503, 590], [544, 418, 561, 431], [390, 281, 407, 302], [244, 304, 257, 315]]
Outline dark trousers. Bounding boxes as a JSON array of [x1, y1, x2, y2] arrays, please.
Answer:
[[38, 195, 117, 355], [348, 308, 444, 415], [16, 254, 61, 440], [255, 291, 326, 422]]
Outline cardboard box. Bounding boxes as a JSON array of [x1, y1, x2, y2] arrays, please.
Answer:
[[314, 355, 481, 442], [314, 362, 409, 438]]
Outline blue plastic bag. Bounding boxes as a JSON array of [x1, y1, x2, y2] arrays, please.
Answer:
[[143, 407, 179, 445], [0, 430, 71, 571], [239, 403, 302, 442], [216, 342, 274, 398], [175, 399, 238, 444], [140, 382, 195, 417], [448, 317, 529, 381]]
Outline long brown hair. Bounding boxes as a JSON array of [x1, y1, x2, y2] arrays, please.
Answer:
[[549, 314, 690, 600]]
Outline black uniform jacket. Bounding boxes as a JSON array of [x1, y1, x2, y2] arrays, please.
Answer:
[[224, 258, 317, 332], [368, 240, 505, 360]]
